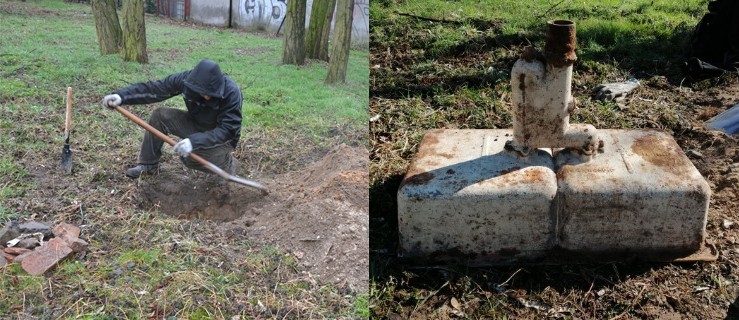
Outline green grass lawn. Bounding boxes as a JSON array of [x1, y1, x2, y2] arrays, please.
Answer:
[[372, 0, 706, 74], [0, 0, 368, 318]]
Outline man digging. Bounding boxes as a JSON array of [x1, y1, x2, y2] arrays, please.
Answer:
[[102, 59, 242, 178]]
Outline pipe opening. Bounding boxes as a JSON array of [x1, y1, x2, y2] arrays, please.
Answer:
[[544, 19, 577, 67], [549, 20, 574, 26]]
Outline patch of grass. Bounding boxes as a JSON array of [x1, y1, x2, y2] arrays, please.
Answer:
[[373, 0, 704, 75], [351, 293, 371, 318], [0, 264, 46, 312]]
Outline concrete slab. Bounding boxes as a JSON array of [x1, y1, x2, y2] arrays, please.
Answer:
[[398, 129, 558, 263], [555, 129, 710, 257]]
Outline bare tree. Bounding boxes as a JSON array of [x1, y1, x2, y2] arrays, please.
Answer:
[[121, 0, 148, 64], [91, 0, 122, 55], [281, 0, 307, 65], [326, 0, 354, 84], [305, 0, 336, 61]]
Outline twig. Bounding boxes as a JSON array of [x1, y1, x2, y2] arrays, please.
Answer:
[[500, 268, 523, 287], [410, 281, 450, 318], [394, 11, 462, 24], [536, 0, 569, 18], [608, 284, 647, 320]]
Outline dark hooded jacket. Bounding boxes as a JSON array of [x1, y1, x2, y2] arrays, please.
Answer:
[[115, 59, 242, 150]]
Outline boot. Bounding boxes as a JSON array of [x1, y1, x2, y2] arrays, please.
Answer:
[[228, 156, 240, 175], [126, 163, 160, 178]]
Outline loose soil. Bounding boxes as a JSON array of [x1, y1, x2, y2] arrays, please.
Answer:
[[136, 144, 369, 292]]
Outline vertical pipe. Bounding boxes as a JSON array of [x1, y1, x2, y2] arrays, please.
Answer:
[[544, 20, 577, 68]]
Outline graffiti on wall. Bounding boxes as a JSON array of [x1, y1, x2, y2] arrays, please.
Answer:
[[241, 0, 287, 31], [236, 0, 369, 46]]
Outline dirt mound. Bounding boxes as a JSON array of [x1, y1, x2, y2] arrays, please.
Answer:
[[136, 144, 369, 292], [240, 144, 369, 292]]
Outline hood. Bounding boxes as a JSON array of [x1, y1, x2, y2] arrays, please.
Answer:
[[183, 59, 225, 99]]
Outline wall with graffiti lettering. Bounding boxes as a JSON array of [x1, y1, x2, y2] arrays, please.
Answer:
[[231, 0, 369, 49], [233, 0, 288, 32]]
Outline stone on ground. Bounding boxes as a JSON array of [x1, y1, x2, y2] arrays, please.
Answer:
[[21, 238, 73, 276]]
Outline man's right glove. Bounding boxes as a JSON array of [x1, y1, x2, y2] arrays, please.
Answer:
[[173, 138, 193, 157], [101, 94, 122, 109]]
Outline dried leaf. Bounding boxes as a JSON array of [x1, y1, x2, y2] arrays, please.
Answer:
[[450, 297, 461, 310], [723, 219, 735, 229]]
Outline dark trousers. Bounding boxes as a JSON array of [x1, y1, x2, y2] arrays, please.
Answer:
[[139, 107, 236, 173]]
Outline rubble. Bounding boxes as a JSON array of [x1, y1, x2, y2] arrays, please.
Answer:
[[53, 222, 80, 241], [18, 221, 52, 238], [4, 247, 31, 255], [16, 238, 41, 250], [21, 238, 73, 276], [0, 221, 87, 275], [2, 251, 15, 263], [0, 222, 20, 245], [6, 232, 44, 248], [13, 251, 33, 264]]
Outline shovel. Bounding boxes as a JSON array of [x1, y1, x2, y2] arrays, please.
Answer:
[[60, 87, 73, 174], [112, 105, 269, 195]]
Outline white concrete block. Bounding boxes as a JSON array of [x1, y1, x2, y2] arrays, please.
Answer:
[[397, 129, 558, 263], [555, 129, 710, 255]]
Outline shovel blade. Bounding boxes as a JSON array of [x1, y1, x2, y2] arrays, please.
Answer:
[[228, 175, 269, 195], [60, 143, 72, 175]]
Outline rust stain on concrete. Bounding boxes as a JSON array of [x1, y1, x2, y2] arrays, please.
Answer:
[[631, 134, 692, 176], [401, 171, 435, 187]]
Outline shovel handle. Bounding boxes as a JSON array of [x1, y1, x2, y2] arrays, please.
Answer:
[[113, 105, 269, 195], [65, 87, 72, 137]]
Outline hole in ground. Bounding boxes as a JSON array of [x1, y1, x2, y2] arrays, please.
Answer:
[[136, 171, 266, 222]]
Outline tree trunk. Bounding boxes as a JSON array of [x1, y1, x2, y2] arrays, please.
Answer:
[[305, 0, 335, 61], [121, 0, 148, 64], [281, 0, 306, 65], [326, 0, 354, 84], [92, 0, 122, 55]]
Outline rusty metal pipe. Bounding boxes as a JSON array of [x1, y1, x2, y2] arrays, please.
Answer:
[[544, 20, 577, 67]]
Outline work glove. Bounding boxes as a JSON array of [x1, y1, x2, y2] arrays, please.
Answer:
[[101, 94, 122, 109], [173, 138, 193, 157], [593, 79, 640, 102]]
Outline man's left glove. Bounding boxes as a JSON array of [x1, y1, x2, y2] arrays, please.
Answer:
[[173, 138, 193, 157]]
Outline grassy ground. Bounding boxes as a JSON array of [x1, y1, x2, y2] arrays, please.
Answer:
[[0, 0, 368, 318], [370, 0, 739, 318]]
